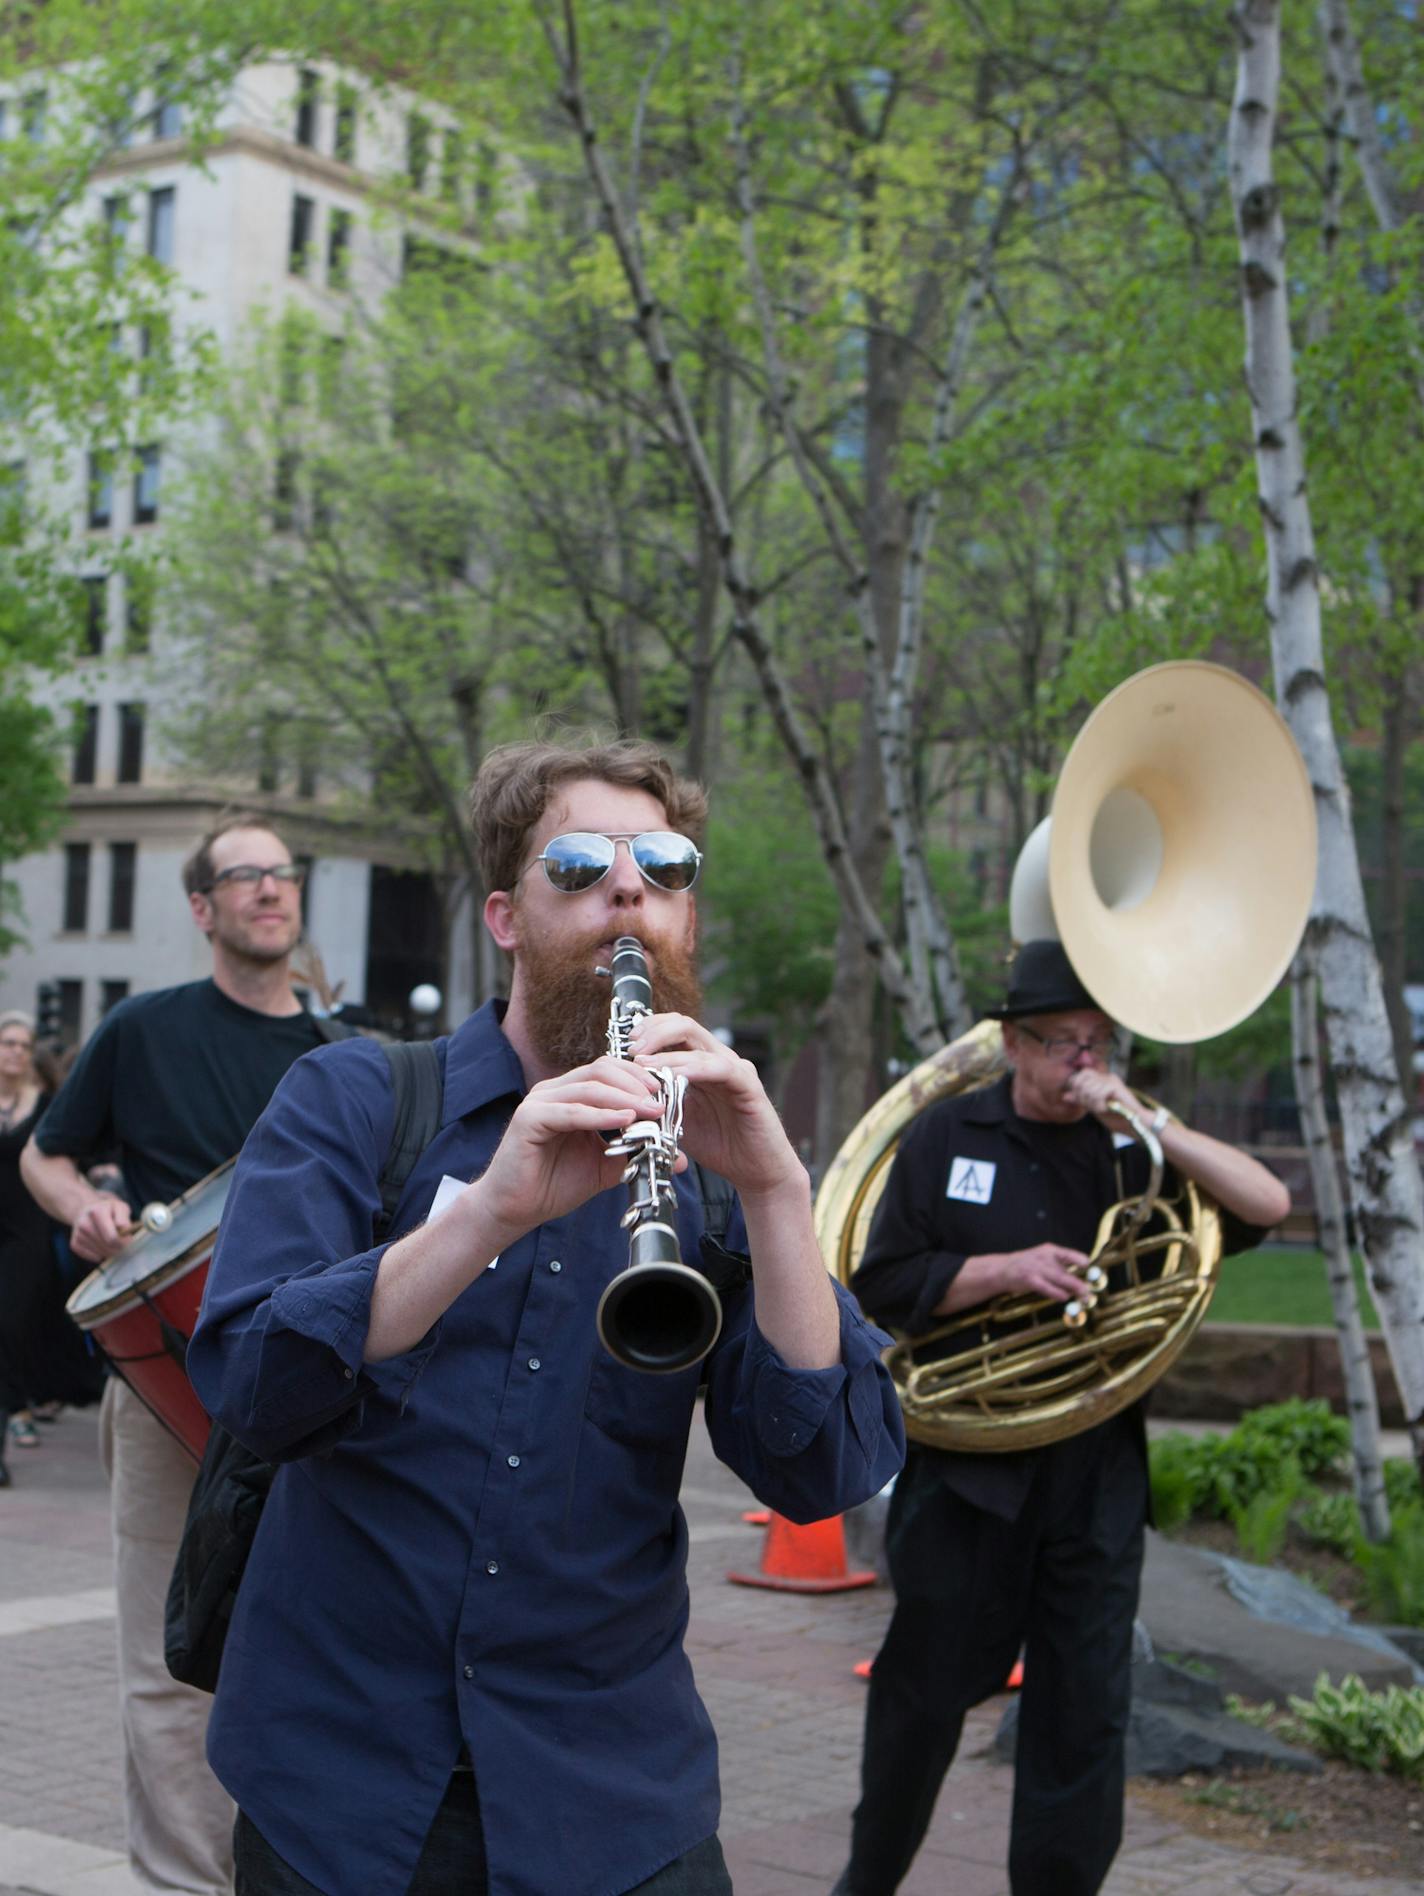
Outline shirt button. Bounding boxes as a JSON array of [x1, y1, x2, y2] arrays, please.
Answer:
[[342, 1367, 354, 1378], [485, 1560, 500, 1576], [528, 1357, 541, 1371], [1037, 1210, 1047, 1221], [463, 1665, 473, 1679], [548, 1259, 562, 1273], [506, 1454, 520, 1468]]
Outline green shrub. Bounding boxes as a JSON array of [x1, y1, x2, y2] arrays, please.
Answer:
[[1354, 1500, 1424, 1628], [1148, 1401, 1348, 1527], [1384, 1459, 1423, 1512], [1232, 1399, 1349, 1479], [1231, 1459, 1305, 1565], [1149, 1432, 1206, 1529], [1286, 1672, 1424, 1777], [1296, 1487, 1359, 1556]]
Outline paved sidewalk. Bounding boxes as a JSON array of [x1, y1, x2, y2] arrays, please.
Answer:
[[1, 1405, 1416, 1896]]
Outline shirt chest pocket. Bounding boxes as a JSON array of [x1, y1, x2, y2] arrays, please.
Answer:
[[583, 1351, 699, 1454]]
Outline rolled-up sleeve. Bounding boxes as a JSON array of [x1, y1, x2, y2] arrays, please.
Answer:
[[702, 1280, 904, 1524], [188, 1039, 436, 1462]]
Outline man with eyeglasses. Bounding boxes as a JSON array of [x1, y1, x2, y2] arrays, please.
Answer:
[[22, 811, 329, 1896], [833, 939, 1289, 1896], [185, 738, 904, 1896]]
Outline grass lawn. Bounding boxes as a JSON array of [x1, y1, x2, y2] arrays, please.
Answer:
[[1207, 1245, 1380, 1330]]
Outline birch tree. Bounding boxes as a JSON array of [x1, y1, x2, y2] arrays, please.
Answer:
[[1229, 0, 1424, 1474], [1292, 955, 1391, 1539]]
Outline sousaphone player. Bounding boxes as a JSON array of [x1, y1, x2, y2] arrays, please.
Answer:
[[828, 662, 1314, 1896]]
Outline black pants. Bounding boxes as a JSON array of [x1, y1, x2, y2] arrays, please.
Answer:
[[234, 1769, 733, 1896], [844, 1424, 1146, 1896]]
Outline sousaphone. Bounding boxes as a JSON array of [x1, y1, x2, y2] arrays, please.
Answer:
[[814, 661, 1317, 1452]]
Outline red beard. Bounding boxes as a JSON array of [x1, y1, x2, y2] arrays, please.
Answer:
[[516, 925, 703, 1072]]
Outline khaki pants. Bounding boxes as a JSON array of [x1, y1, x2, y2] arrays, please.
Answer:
[[100, 1377, 235, 1895]]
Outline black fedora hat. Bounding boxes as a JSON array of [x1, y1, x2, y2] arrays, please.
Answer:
[[988, 940, 1104, 1021]]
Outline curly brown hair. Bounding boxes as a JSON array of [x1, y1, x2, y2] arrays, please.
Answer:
[[470, 740, 708, 895]]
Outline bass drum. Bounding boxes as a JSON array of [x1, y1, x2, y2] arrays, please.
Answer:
[[66, 1161, 235, 1461]]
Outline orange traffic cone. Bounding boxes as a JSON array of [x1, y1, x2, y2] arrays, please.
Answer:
[[1006, 1658, 1024, 1690], [726, 1511, 877, 1593], [741, 1508, 770, 1526], [853, 1658, 874, 1680]]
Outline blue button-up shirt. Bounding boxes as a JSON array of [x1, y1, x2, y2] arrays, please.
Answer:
[[189, 1002, 904, 1896]]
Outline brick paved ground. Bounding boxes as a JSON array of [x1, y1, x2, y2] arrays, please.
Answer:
[[1, 1403, 1416, 1896]]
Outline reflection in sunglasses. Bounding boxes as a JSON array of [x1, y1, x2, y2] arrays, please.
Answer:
[[527, 831, 702, 895]]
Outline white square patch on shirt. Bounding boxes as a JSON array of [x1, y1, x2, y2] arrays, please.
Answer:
[[427, 1173, 498, 1267], [946, 1156, 997, 1204]]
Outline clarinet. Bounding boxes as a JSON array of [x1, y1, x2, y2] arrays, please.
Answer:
[[595, 935, 723, 1374]]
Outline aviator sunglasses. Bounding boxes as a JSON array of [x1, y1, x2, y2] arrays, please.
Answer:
[[524, 830, 703, 895]]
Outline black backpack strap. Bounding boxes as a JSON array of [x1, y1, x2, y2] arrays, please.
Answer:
[[690, 1160, 751, 1295], [310, 1013, 360, 1043], [690, 1160, 735, 1245], [375, 1041, 444, 1241]]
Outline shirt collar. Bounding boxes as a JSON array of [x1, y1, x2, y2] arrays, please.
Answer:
[[441, 999, 527, 1124], [962, 1073, 1015, 1128]]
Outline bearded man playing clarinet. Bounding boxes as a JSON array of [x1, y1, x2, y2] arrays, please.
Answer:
[[190, 738, 905, 1896]]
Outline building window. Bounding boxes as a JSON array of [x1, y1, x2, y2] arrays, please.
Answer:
[[102, 192, 132, 254], [137, 323, 158, 395], [153, 92, 182, 140], [56, 980, 83, 1044], [289, 193, 315, 275], [279, 323, 305, 407], [295, 68, 319, 148], [87, 453, 114, 529], [327, 207, 351, 286], [72, 705, 99, 784], [317, 334, 344, 414], [146, 186, 175, 264], [441, 129, 464, 204], [101, 979, 130, 1015], [334, 84, 357, 163], [125, 567, 153, 651], [273, 450, 300, 530], [407, 114, 431, 190], [63, 843, 91, 932], [108, 842, 137, 932], [83, 575, 107, 654], [133, 445, 160, 524], [297, 755, 319, 800], [117, 702, 145, 783]]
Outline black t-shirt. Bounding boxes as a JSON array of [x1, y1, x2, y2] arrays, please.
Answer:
[[34, 979, 325, 1213]]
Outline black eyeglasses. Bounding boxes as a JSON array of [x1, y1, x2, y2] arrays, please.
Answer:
[[523, 831, 702, 895], [1016, 1023, 1117, 1062], [203, 863, 306, 892]]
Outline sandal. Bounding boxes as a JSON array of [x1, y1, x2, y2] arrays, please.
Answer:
[[8, 1417, 40, 1448]]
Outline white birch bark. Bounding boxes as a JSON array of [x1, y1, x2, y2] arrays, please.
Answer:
[[540, 0, 941, 1053], [1291, 954, 1391, 1540], [1229, 0, 1424, 1475]]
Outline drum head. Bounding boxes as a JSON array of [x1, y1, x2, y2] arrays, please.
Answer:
[[67, 1159, 236, 1324]]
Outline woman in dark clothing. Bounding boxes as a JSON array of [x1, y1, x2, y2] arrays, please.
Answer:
[[0, 1012, 102, 1484]]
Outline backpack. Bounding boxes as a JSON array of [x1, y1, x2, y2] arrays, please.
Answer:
[[163, 1041, 740, 1692], [164, 1040, 443, 1693]]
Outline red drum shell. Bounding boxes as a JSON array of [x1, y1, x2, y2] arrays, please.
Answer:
[[66, 1160, 235, 1461]]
